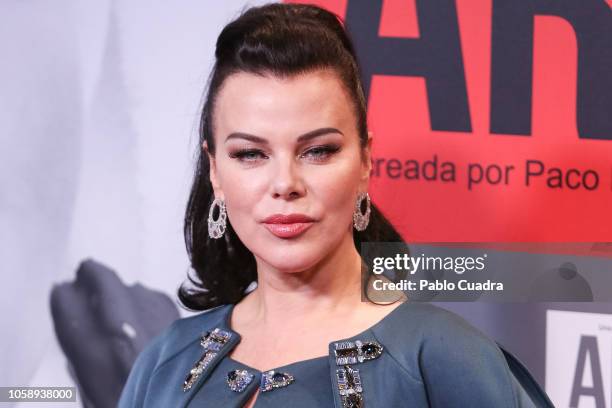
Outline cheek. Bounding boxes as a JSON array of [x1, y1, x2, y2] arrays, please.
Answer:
[[216, 153, 268, 198], [316, 177, 354, 211], [308, 159, 362, 225], [221, 173, 266, 232]]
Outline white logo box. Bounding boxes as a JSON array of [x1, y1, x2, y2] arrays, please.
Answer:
[[547, 310, 612, 408]]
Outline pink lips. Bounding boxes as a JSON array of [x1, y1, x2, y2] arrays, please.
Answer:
[[262, 213, 315, 239]]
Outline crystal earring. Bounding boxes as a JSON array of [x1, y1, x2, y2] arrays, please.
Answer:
[[208, 198, 227, 239], [353, 192, 370, 231]]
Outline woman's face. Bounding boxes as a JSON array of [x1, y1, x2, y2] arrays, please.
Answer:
[[206, 69, 371, 273]]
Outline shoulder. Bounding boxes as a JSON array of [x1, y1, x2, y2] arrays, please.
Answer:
[[151, 304, 232, 361], [371, 301, 499, 353], [371, 302, 518, 407], [118, 304, 232, 408]]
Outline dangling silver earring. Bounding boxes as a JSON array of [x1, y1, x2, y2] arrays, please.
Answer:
[[353, 192, 371, 231], [208, 198, 227, 239]]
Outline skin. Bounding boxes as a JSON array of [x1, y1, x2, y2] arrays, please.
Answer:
[[203, 69, 403, 407]]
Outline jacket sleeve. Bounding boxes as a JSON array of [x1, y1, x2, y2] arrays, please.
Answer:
[[498, 344, 555, 407], [418, 309, 520, 408], [117, 324, 172, 408]]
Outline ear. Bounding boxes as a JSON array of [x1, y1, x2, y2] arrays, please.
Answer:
[[360, 131, 373, 183], [202, 140, 223, 198]]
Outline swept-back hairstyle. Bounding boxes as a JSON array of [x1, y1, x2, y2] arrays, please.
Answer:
[[180, 3, 404, 310]]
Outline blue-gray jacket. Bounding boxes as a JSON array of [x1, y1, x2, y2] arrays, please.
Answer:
[[118, 301, 554, 407]]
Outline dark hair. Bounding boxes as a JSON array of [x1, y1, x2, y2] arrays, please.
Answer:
[[179, 3, 404, 311]]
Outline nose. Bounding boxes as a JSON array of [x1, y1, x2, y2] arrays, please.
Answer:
[[270, 155, 306, 200]]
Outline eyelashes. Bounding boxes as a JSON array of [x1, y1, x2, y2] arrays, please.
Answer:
[[228, 144, 341, 164]]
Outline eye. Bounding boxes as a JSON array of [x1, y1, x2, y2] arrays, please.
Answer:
[[301, 144, 341, 161], [229, 149, 268, 162]]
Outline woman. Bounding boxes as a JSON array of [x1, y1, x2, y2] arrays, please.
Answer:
[[118, 3, 553, 407]]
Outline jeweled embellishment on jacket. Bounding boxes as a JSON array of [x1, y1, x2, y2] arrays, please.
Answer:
[[227, 369, 255, 392], [183, 328, 233, 392], [200, 328, 232, 351], [336, 365, 363, 408], [334, 340, 383, 365], [183, 351, 216, 391], [260, 370, 295, 392]]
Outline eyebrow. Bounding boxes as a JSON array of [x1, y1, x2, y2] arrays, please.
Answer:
[[224, 127, 344, 144]]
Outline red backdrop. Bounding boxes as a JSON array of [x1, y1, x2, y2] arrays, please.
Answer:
[[288, 0, 612, 242]]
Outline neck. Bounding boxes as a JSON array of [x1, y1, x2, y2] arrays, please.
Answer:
[[246, 233, 364, 325]]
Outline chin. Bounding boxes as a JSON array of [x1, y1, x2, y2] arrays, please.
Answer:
[[256, 243, 327, 273]]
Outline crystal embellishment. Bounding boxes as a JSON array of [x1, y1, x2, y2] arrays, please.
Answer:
[[200, 328, 232, 351], [227, 369, 255, 393], [182, 327, 233, 392], [260, 370, 295, 392], [336, 365, 364, 408], [183, 350, 217, 391], [334, 340, 383, 365]]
